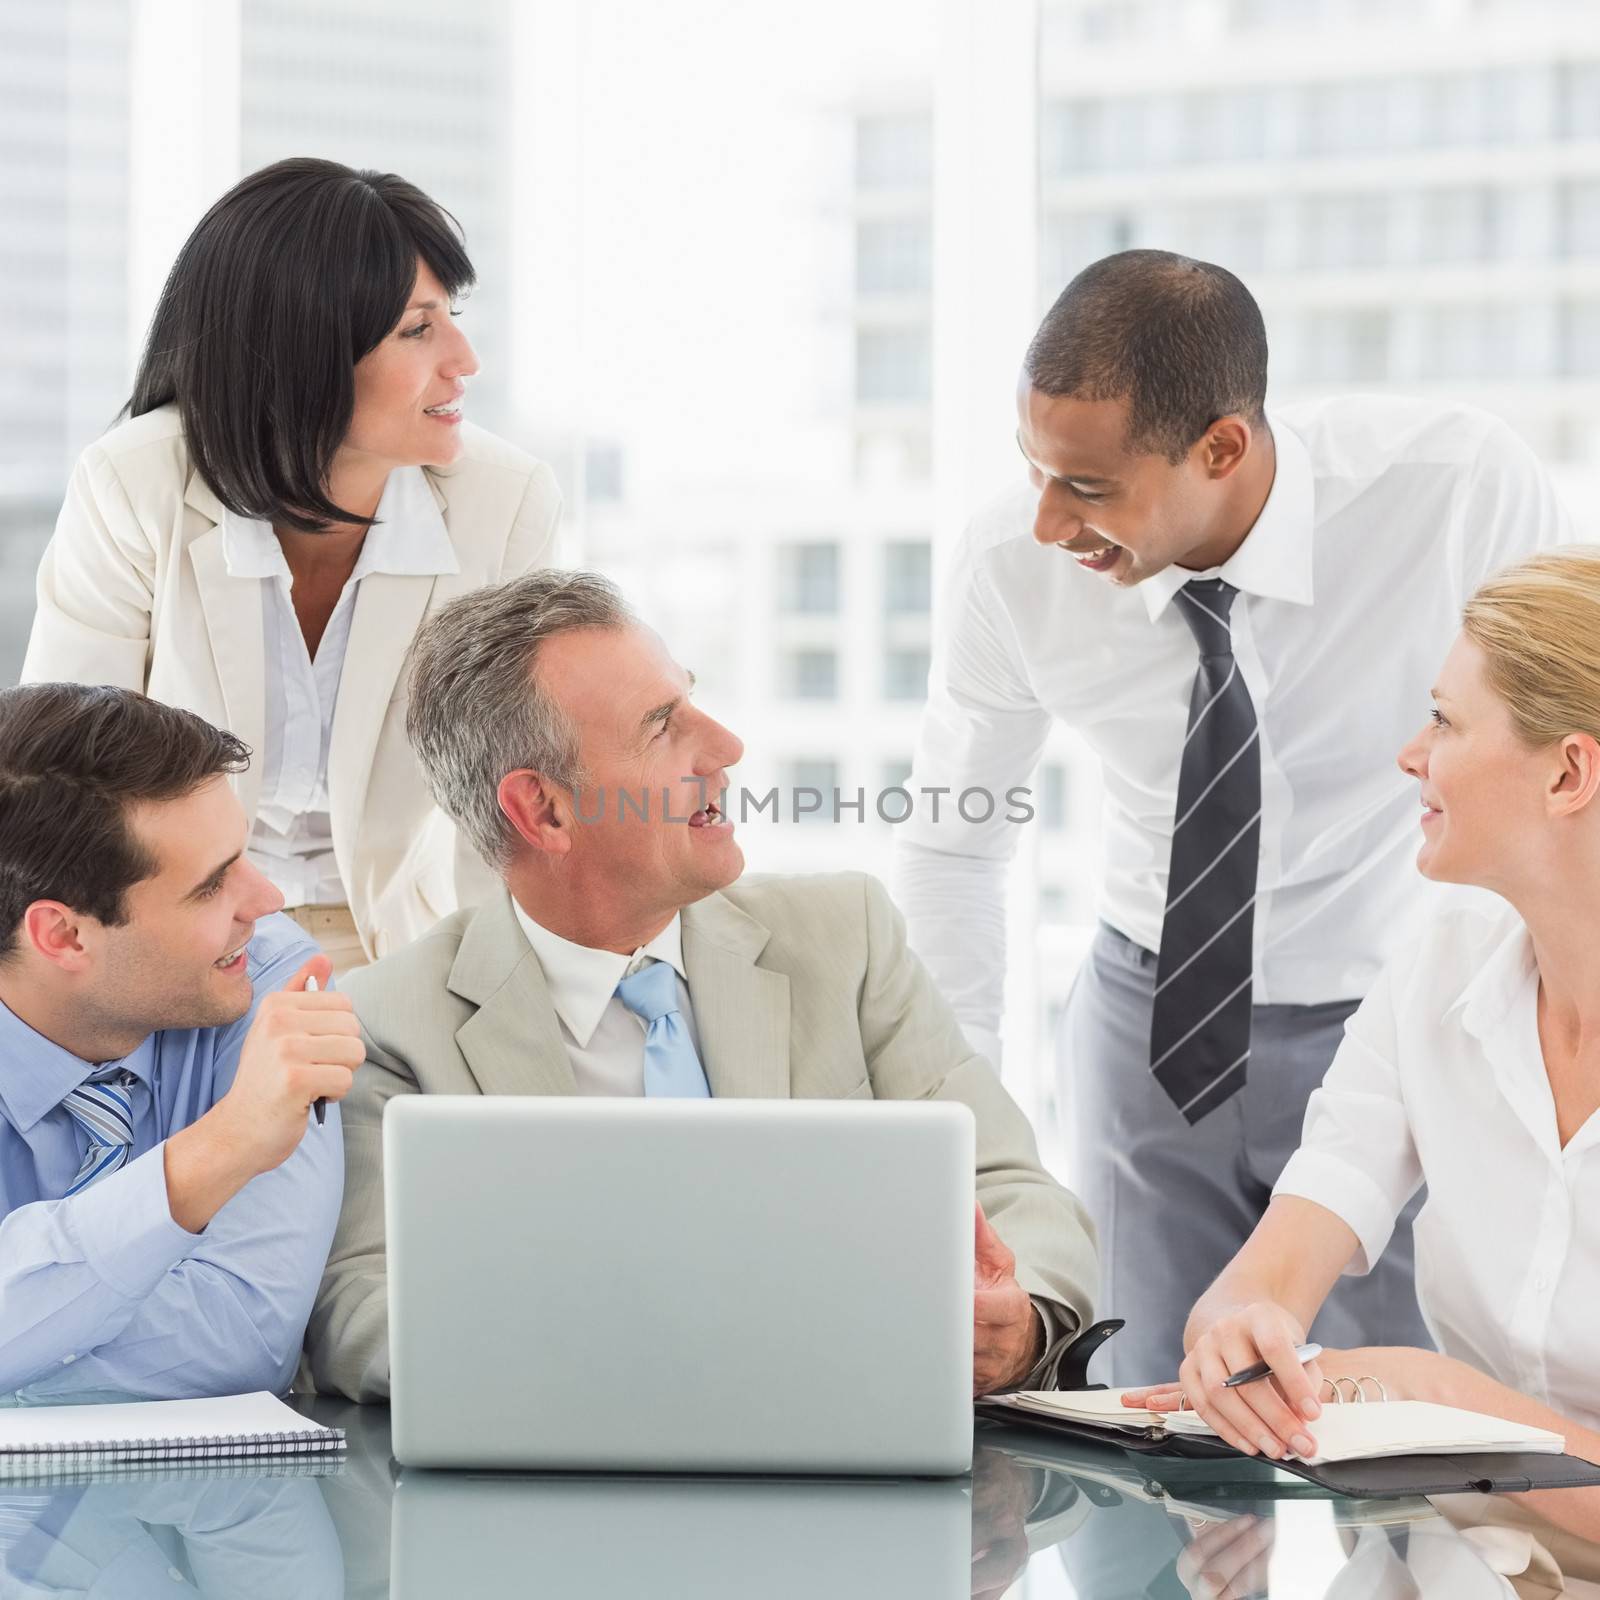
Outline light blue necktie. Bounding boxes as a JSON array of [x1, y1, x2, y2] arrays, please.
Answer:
[[59, 1065, 138, 1194], [615, 960, 711, 1099]]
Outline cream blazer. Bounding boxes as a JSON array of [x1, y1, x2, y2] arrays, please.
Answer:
[[306, 871, 1099, 1401], [21, 404, 562, 960]]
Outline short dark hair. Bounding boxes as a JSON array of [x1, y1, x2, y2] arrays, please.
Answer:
[[126, 156, 475, 533], [0, 685, 250, 961], [1023, 249, 1269, 464]]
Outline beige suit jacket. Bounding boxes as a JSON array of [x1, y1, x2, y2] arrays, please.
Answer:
[[21, 404, 561, 959], [307, 871, 1098, 1401]]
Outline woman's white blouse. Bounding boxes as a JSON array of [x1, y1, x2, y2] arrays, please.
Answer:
[[222, 468, 458, 908], [1275, 900, 1600, 1431]]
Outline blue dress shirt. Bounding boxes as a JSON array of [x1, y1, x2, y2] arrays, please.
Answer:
[[0, 914, 341, 1404]]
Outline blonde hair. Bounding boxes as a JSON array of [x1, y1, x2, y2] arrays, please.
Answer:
[[1462, 545, 1600, 747]]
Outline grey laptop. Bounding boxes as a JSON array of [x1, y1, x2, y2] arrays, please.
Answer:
[[384, 1096, 976, 1474]]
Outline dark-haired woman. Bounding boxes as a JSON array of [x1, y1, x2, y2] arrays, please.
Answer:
[[23, 157, 560, 973]]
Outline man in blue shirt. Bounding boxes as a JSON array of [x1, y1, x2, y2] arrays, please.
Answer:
[[0, 683, 361, 1403]]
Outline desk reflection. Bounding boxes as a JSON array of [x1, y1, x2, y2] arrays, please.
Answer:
[[0, 1473, 342, 1598], [391, 1467, 972, 1599], [28, 1400, 1582, 1598]]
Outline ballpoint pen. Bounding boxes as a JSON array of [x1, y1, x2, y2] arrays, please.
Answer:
[[1222, 1342, 1322, 1389], [307, 973, 327, 1126]]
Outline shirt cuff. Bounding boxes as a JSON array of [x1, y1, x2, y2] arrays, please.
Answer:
[[1011, 1298, 1066, 1392], [1273, 1146, 1399, 1277], [60, 1144, 201, 1301]]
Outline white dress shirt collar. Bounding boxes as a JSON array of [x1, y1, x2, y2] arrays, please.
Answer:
[[220, 465, 460, 582], [1450, 912, 1538, 1037], [1449, 914, 1555, 1162], [1139, 411, 1317, 622], [512, 900, 688, 1049]]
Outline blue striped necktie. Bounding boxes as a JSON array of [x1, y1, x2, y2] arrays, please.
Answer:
[[615, 960, 711, 1098], [60, 1065, 139, 1194], [1150, 579, 1262, 1124]]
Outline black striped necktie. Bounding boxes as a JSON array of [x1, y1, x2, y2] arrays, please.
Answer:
[[1149, 578, 1262, 1124]]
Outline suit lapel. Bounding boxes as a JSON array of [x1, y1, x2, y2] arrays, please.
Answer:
[[449, 889, 578, 1098], [683, 892, 791, 1099], [183, 476, 266, 819]]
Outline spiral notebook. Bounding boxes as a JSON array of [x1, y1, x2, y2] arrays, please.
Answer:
[[0, 1392, 345, 1479]]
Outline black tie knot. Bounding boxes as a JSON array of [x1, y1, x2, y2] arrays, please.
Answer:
[[1175, 579, 1237, 659]]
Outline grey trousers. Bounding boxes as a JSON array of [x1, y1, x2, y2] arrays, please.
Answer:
[[1061, 923, 1431, 1387]]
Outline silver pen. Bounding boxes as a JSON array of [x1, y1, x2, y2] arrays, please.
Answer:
[[1222, 1342, 1322, 1390]]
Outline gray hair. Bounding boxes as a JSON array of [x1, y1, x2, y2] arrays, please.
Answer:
[[406, 570, 636, 865]]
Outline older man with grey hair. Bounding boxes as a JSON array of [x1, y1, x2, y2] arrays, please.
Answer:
[[304, 569, 1097, 1402]]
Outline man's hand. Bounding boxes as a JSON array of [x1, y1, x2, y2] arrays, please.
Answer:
[[969, 1446, 1034, 1600], [164, 955, 361, 1233], [973, 1205, 1044, 1396]]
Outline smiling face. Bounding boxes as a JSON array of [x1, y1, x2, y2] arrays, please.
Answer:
[[1397, 633, 1557, 891], [1016, 381, 1254, 588], [88, 777, 285, 1037], [534, 624, 747, 929], [340, 259, 480, 475]]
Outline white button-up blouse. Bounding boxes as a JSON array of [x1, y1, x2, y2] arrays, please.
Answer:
[[1275, 900, 1600, 1431]]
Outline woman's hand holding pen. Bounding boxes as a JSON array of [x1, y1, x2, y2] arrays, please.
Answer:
[[1121, 1301, 1325, 1460]]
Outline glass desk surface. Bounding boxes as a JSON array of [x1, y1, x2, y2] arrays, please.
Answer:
[[3, 1396, 1599, 1598]]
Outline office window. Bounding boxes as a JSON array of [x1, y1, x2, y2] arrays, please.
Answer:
[[1563, 180, 1600, 259], [1564, 303, 1600, 378], [778, 541, 840, 615], [1181, 88, 1268, 166], [1039, 211, 1135, 296], [1039, 97, 1148, 177], [1416, 187, 1494, 265], [1413, 69, 1522, 150], [1302, 309, 1390, 383], [856, 216, 932, 295], [1301, 80, 1391, 158], [855, 112, 931, 189], [1300, 194, 1389, 271], [1163, 202, 1268, 276], [784, 758, 839, 824], [882, 757, 913, 793], [584, 441, 624, 504], [1423, 304, 1523, 380], [856, 326, 931, 405], [782, 647, 838, 701], [883, 541, 932, 615], [883, 645, 931, 702], [1562, 63, 1600, 141]]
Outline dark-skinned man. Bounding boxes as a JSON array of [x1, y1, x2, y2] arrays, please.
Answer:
[[894, 248, 1574, 1384]]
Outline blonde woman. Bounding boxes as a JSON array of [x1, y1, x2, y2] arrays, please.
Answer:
[[1126, 547, 1600, 1537], [23, 158, 561, 972]]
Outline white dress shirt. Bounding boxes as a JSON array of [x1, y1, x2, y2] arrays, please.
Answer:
[[895, 396, 1573, 1062], [1275, 901, 1600, 1433], [223, 469, 459, 908], [511, 902, 704, 1094]]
